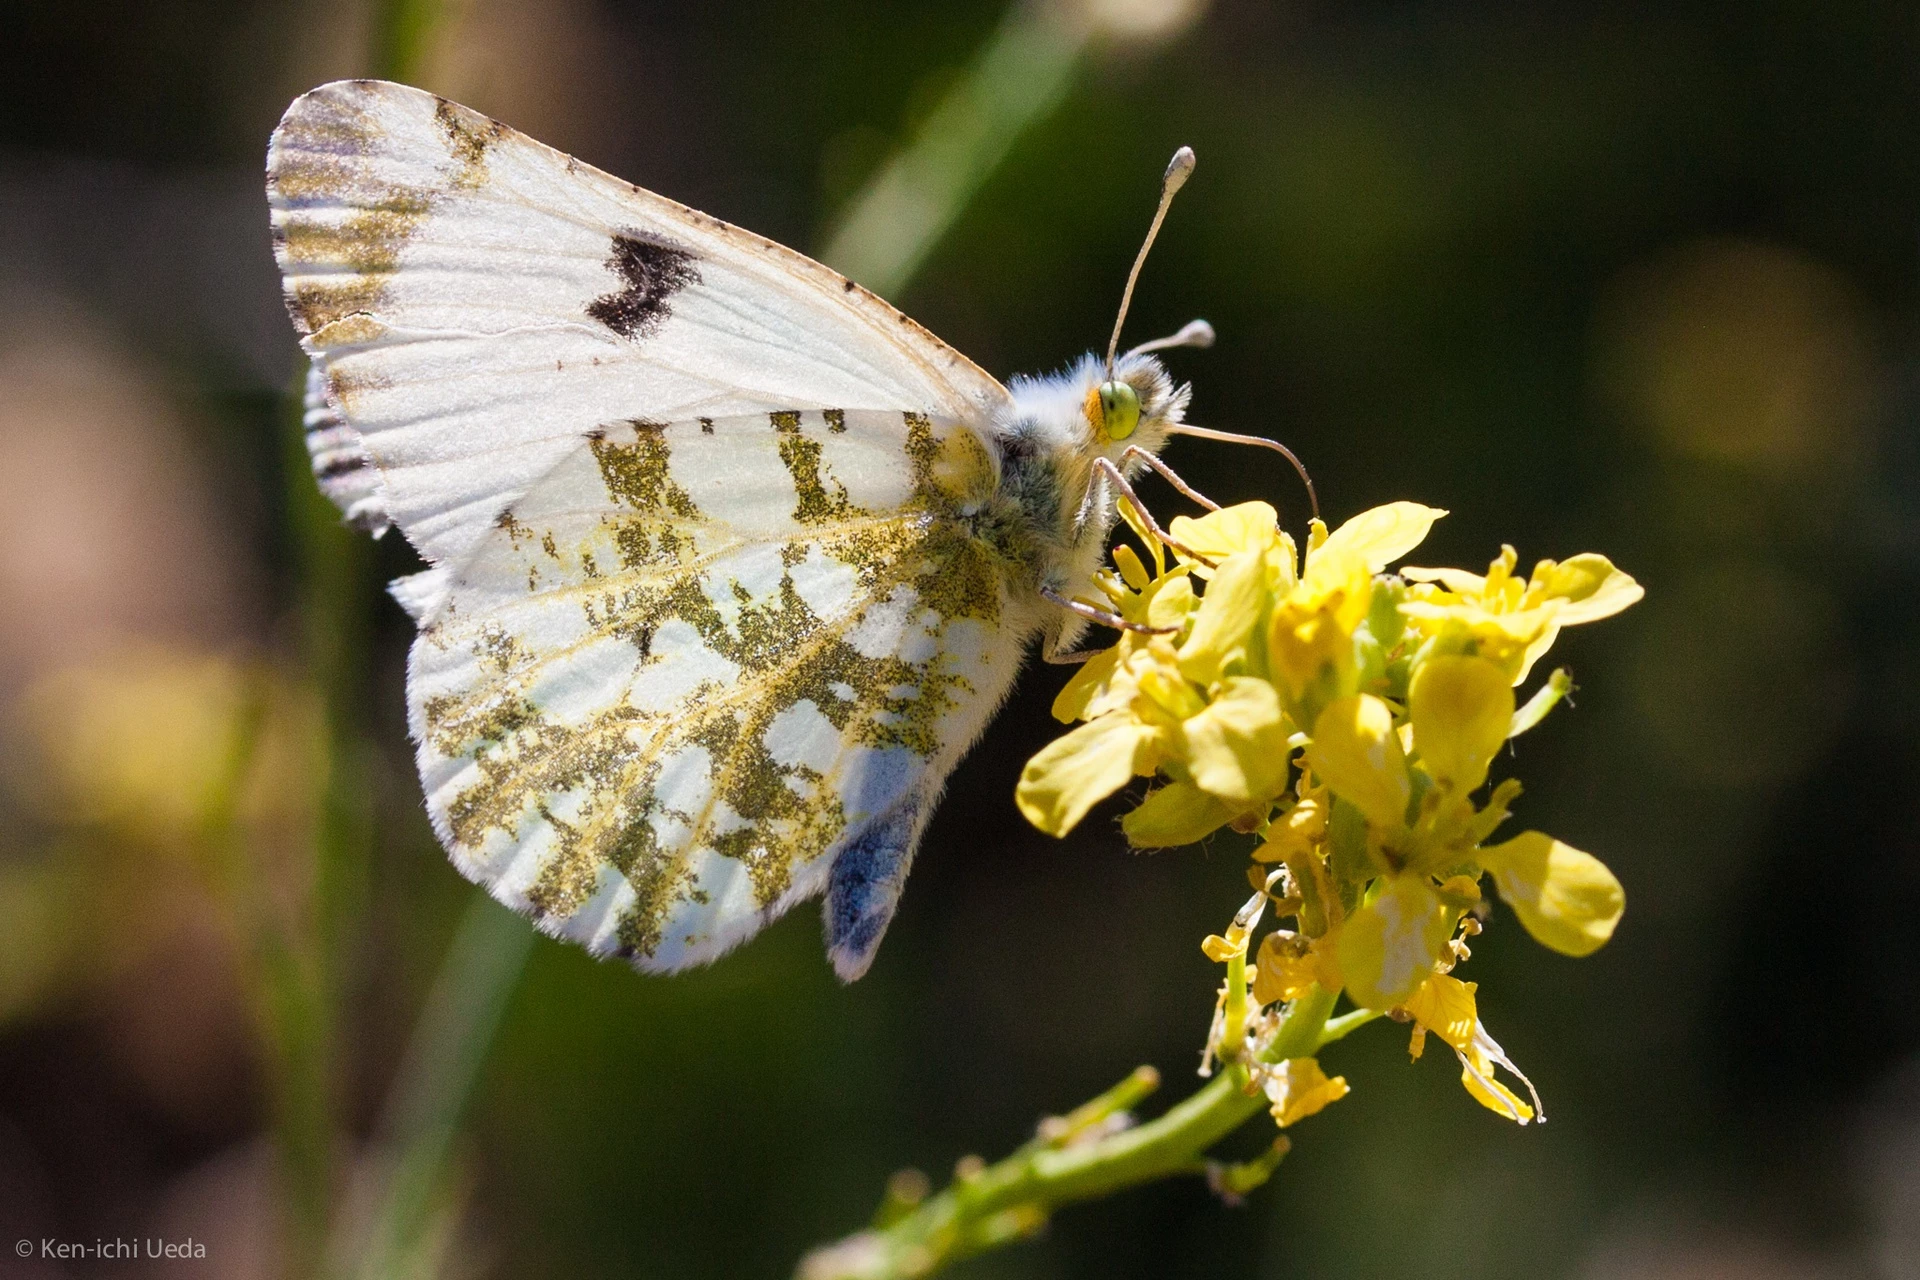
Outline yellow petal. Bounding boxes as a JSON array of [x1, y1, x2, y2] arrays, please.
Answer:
[[1408, 655, 1514, 792], [1050, 646, 1120, 724], [1178, 549, 1268, 687], [1112, 543, 1151, 591], [1536, 553, 1644, 625], [1168, 501, 1279, 561], [1123, 781, 1235, 848], [1201, 933, 1244, 962], [1261, 1056, 1350, 1128], [1255, 797, 1328, 864], [1136, 665, 1207, 723], [1456, 1022, 1540, 1124], [1083, 646, 1158, 721], [1015, 715, 1158, 837], [1513, 619, 1563, 686], [1263, 535, 1300, 595], [1181, 677, 1291, 805], [1401, 972, 1478, 1054], [1481, 830, 1625, 956], [1399, 596, 1565, 685], [1337, 875, 1452, 1010], [1310, 935, 1344, 993], [1140, 572, 1197, 631], [1253, 933, 1319, 1005], [1399, 565, 1487, 595], [1115, 495, 1159, 570], [1460, 1054, 1536, 1124], [1304, 695, 1409, 829], [1311, 502, 1446, 575], [1269, 600, 1356, 706]]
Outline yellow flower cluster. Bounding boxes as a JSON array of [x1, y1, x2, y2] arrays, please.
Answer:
[[1017, 499, 1641, 1126]]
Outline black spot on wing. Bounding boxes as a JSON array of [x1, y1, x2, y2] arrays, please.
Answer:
[[586, 232, 702, 340]]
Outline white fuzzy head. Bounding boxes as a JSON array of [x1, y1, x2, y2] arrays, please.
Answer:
[[1003, 350, 1192, 477]]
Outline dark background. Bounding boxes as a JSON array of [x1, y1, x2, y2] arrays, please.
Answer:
[[1, 1, 1917, 1277]]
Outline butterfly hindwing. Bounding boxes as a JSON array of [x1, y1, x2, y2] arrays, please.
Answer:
[[824, 788, 936, 980], [410, 410, 1027, 973], [268, 78, 1013, 569]]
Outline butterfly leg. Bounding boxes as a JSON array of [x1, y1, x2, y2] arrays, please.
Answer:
[[1039, 585, 1176, 636], [1041, 646, 1106, 665], [1089, 456, 1215, 567], [1121, 445, 1222, 512]]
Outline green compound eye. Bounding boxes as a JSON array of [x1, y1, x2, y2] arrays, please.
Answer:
[[1098, 379, 1141, 441]]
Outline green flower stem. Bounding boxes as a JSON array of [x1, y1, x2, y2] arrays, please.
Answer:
[[1261, 984, 1341, 1063], [1509, 667, 1573, 739], [799, 990, 1345, 1280], [339, 893, 535, 1279], [818, 1, 1087, 298], [1222, 947, 1250, 1057], [201, 674, 334, 1268], [1316, 1005, 1384, 1047], [797, 1069, 1261, 1280], [252, 924, 336, 1276], [1037, 1063, 1164, 1145], [255, 4, 448, 1271], [273, 371, 370, 1277]]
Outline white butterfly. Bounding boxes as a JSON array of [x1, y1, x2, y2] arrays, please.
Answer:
[[269, 80, 1273, 980]]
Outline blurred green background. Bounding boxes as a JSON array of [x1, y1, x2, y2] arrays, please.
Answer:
[[1, 0, 1918, 1277]]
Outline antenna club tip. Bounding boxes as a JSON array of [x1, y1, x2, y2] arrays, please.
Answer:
[[1184, 319, 1215, 348], [1164, 146, 1197, 190]]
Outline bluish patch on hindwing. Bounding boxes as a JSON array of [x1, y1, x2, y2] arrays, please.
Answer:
[[825, 795, 927, 981]]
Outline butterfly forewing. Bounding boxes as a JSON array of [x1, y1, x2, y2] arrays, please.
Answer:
[[301, 359, 387, 535], [409, 410, 1025, 975], [268, 79, 1011, 568]]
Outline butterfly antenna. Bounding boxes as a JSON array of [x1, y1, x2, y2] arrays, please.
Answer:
[[1106, 147, 1197, 380], [1124, 318, 1215, 361], [1166, 423, 1321, 521]]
